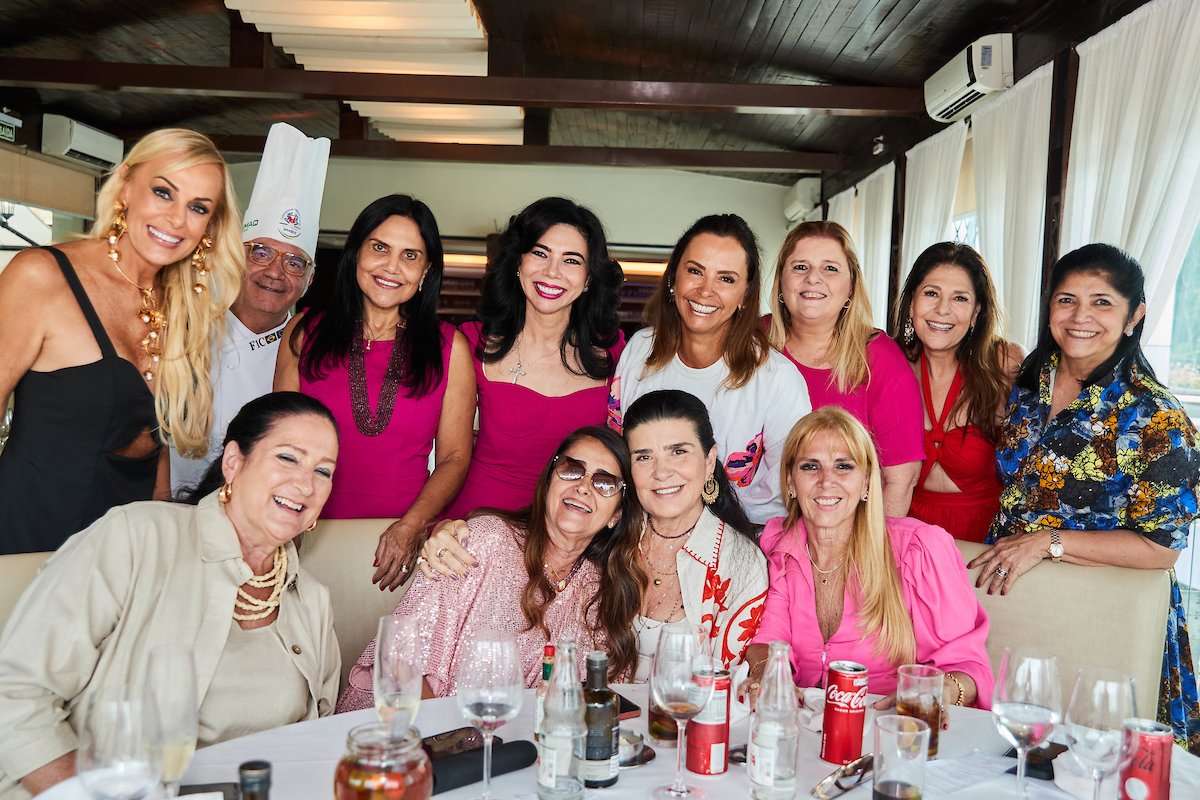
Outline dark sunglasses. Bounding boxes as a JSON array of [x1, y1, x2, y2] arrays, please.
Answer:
[[809, 753, 873, 799], [553, 455, 624, 498], [245, 242, 313, 277]]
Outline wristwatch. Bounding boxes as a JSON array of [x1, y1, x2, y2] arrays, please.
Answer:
[[1048, 529, 1064, 562]]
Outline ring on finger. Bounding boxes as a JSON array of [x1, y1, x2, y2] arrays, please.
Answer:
[[435, 547, 448, 559], [416, 556, 427, 565], [995, 566, 1009, 578]]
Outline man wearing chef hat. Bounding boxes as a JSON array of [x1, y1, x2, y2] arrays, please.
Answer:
[[170, 122, 331, 492]]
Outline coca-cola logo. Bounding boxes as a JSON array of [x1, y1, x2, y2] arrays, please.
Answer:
[[826, 684, 868, 710]]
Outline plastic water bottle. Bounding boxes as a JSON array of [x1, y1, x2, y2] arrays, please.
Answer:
[[748, 641, 799, 799], [537, 639, 585, 800]]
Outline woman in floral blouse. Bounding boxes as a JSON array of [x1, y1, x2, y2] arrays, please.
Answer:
[[969, 243, 1200, 751]]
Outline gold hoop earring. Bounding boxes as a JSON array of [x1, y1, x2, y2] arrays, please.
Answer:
[[191, 233, 213, 295], [218, 482, 233, 504], [304, 520, 317, 532], [701, 476, 719, 505]]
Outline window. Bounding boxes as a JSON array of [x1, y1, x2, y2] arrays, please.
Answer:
[[950, 212, 979, 249]]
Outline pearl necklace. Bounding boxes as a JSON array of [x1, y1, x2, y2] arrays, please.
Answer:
[[233, 547, 288, 621]]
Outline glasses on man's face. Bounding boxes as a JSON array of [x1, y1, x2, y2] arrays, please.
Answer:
[[244, 242, 312, 277], [553, 455, 624, 498], [809, 753, 873, 799]]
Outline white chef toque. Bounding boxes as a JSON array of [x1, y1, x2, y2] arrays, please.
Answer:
[[241, 122, 331, 260]]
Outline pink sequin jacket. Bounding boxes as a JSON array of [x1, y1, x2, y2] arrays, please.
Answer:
[[337, 515, 604, 708]]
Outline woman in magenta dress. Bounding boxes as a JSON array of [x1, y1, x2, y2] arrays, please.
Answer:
[[764, 221, 924, 517], [444, 197, 624, 518], [892, 242, 1022, 543], [275, 194, 474, 590]]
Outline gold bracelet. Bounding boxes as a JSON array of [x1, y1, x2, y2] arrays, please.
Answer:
[[946, 672, 966, 706]]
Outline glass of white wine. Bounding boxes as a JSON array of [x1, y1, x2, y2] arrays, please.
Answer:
[[649, 622, 714, 800], [77, 685, 161, 800], [456, 630, 523, 800], [374, 616, 424, 738], [992, 647, 1062, 799], [148, 644, 198, 799]]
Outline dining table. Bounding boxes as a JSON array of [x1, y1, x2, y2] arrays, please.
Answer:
[[35, 683, 1200, 799]]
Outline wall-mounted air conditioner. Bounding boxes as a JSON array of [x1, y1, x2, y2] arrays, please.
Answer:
[[924, 33, 1014, 123], [41, 114, 124, 170], [783, 177, 821, 223]]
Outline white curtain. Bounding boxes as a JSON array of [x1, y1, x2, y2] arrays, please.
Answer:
[[826, 187, 859, 243], [858, 163, 896, 329], [1061, 0, 1200, 337], [973, 62, 1054, 349], [900, 121, 967, 275]]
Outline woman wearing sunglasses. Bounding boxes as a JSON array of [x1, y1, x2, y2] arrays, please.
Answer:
[[335, 426, 643, 705]]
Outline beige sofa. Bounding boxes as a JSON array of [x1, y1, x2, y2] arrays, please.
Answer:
[[955, 540, 1170, 716]]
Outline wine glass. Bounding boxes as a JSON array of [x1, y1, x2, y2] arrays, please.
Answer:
[[374, 616, 424, 738], [1064, 668, 1137, 800], [148, 644, 199, 799], [76, 685, 162, 800], [992, 647, 1062, 799], [456, 630, 524, 800], [649, 622, 715, 800]]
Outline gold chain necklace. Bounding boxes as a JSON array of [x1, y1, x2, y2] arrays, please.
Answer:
[[233, 547, 288, 621], [107, 232, 165, 382]]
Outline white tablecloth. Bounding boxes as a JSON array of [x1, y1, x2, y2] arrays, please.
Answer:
[[36, 685, 1200, 798]]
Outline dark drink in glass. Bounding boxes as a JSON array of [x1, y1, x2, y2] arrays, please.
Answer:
[[873, 779, 922, 799], [647, 702, 679, 747], [896, 696, 941, 757]]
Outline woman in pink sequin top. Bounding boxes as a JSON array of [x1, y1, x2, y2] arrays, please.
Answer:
[[336, 426, 645, 707]]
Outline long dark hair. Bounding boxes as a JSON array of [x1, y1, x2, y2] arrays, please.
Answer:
[[893, 242, 1012, 435], [1017, 243, 1153, 392], [488, 426, 645, 680], [622, 389, 757, 540], [291, 194, 447, 395], [179, 392, 338, 503], [476, 197, 622, 380], [642, 214, 768, 389]]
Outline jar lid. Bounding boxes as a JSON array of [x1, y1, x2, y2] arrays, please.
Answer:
[[346, 722, 423, 757]]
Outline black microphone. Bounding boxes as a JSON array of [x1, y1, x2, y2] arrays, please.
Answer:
[[431, 740, 538, 795]]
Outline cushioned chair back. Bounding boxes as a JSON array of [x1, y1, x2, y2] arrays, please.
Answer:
[[301, 519, 412, 691], [955, 540, 1169, 716], [0, 551, 51, 633]]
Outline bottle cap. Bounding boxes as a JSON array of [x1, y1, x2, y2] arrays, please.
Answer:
[[544, 644, 555, 657], [587, 651, 608, 666], [239, 760, 271, 790]]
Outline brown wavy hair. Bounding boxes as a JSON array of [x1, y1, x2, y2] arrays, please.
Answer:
[[486, 426, 645, 680], [892, 242, 1012, 437], [766, 221, 877, 393], [641, 214, 768, 389]]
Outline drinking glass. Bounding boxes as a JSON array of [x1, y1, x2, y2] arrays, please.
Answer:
[[76, 685, 162, 800], [148, 644, 198, 799], [992, 647, 1062, 799], [456, 630, 523, 800], [1064, 668, 1137, 800], [896, 664, 944, 758], [374, 616, 424, 738], [649, 622, 715, 800], [873, 715, 930, 799]]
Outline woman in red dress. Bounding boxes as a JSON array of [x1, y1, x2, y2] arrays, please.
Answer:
[[892, 243, 1022, 543]]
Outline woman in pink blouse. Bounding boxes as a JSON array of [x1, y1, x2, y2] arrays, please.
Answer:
[[764, 222, 924, 517], [738, 407, 992, 711], [336, 426, 644, 705]]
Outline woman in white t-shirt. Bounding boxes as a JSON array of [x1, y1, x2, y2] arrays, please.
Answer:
[[607, 214, 811, 525]]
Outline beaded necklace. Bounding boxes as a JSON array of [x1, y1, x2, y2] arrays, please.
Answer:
[[233, 547, 287, 621]]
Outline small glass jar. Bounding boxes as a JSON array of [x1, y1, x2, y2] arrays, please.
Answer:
[[334, 723, 433, 800]]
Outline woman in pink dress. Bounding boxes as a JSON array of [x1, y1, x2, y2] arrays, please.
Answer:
[[336, 426, 644, 705], [738, 407, 992, 710], [892, 242, 1022, 543], [764, 221, 924, 517], [444, 197, 624, 518], [275, 194, 475, 590]]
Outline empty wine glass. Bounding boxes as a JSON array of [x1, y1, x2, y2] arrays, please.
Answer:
[[649, 622, 715, 800], [992, 647, 1062, 799], [76, 685, 162, 800], [456, 630, 523, 800], [147, 644, 198, 799], [1065, 668, 1137, 800], [374, 616, 424, 738]]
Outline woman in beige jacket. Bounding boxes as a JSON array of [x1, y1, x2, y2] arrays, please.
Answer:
[[0, 392, 342, 799]]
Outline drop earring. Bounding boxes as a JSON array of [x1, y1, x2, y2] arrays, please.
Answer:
[[902, 316, 915, 345]]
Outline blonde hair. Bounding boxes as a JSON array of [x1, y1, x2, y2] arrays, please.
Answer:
[[767, 222, 877, 393], [90, 129, 242, 457], [779, 406, 916, 665]]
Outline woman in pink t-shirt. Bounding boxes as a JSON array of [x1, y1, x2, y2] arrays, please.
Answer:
[[764, 221, 924, 517], [737, 407, 992, 711]]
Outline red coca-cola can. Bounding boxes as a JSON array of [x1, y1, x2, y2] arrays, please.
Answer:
[[1119, 718, 1172, 800], [820, 660, 868, 765], [686, 669, 730, 775]]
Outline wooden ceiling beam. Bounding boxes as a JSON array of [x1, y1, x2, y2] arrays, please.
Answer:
[[206, 135, 841, 172], [0, 58, 923, 116]]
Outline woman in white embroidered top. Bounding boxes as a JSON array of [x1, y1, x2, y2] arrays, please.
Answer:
[[419, 389, 768, 679], [606, 214, 811, 526], [0, 392, 341, 799]]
